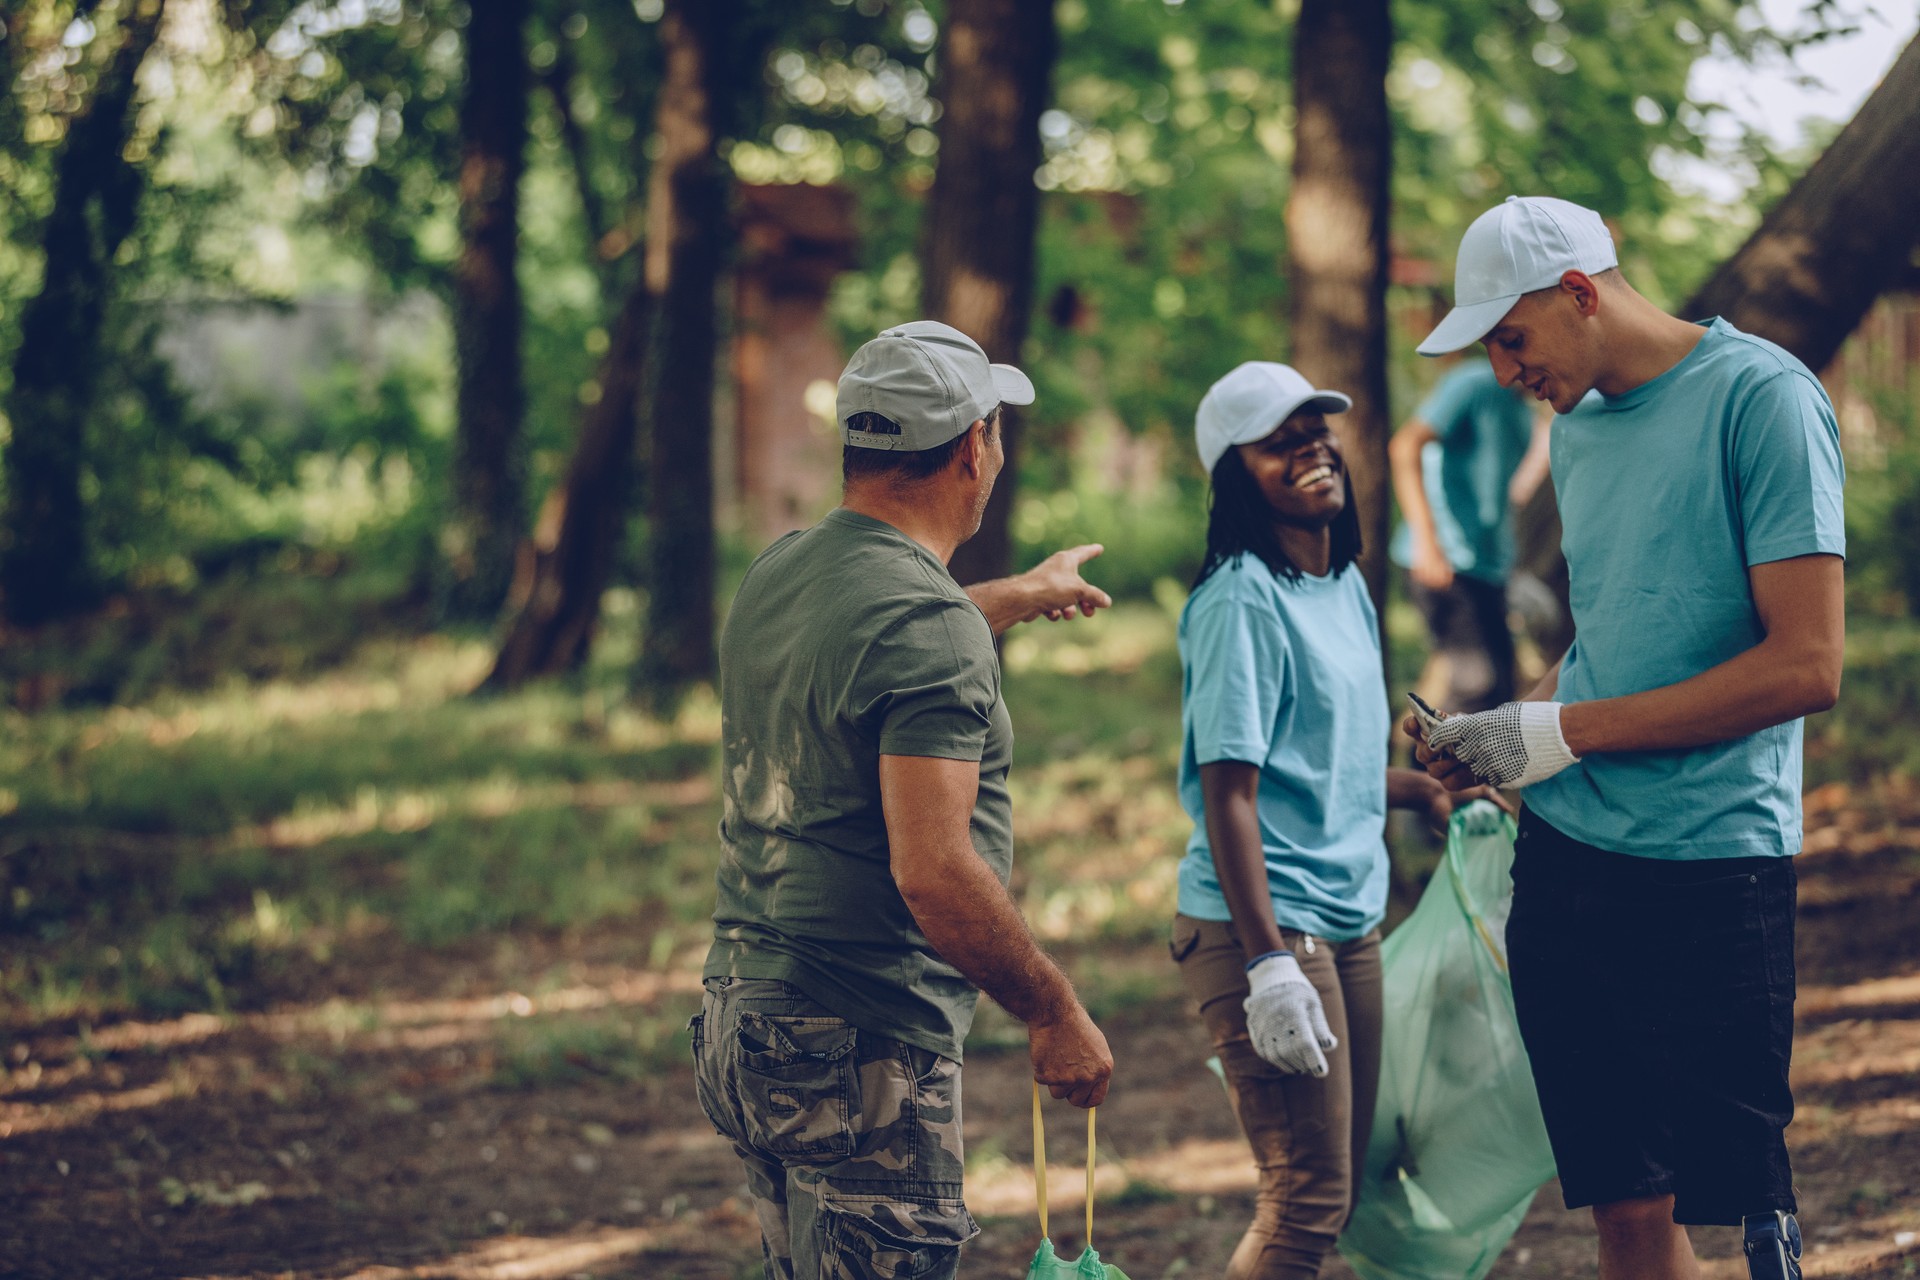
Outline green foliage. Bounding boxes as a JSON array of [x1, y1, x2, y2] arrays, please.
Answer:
[[492, 1004, 699, 1088]]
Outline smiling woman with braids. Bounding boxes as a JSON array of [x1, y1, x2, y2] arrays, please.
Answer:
[[1167, 362, 1506, 1280]]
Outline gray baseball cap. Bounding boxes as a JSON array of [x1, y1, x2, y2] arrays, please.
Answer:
[[837, 320, 1036, 451]]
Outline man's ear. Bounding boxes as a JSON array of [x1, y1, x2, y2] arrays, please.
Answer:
[[1560, 270, 1602, 317], [956, 418, 988, 477]]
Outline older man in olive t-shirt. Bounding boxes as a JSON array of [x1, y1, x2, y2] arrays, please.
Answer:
[[693, 321, 1115, 1280]]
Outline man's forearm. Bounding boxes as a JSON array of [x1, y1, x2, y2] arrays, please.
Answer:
[[1559, 638, 1837, 758], [965, 577, 1037, 637], [898, 840, 1077, 1026]]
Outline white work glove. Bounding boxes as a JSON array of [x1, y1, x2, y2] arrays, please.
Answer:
[[1243, 952, 1336, 1077], [1425, 700, 1580, 789]]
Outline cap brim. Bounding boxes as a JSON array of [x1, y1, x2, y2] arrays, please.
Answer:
[[1417, 295, 1521, 356], [1300, 390, 1352, 416], [990, 363, 1036, 406]]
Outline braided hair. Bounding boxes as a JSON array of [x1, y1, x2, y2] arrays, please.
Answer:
[[1192, 446, 1363, 590]]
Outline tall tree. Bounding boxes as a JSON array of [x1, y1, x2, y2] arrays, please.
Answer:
[[1685, 31, 1920, 371], [443, 0, 531, 621], [484, 278, 652, 689], [635, 0, 732, 707], [1285, 0, 1393, 617], [922, 0, 1057, 587], [2, 0, 169, 627]]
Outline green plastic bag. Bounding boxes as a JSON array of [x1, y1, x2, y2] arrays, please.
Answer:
[[1337, 801, 1557, 1280], [1024, 1082, 1133, 1279]]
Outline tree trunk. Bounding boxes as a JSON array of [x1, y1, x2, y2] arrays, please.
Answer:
[[482, 278, 653, 691], [636, 0, 731, 708], [922, 0, 1056, 588], [1286, 0, 1393, 619], [1, 0, 167, 627], [443, 0, 530, 621], [1684, 32, 1920, 370]]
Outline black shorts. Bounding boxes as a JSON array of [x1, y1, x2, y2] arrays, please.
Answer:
[[1506, 807, 1797, 1225]]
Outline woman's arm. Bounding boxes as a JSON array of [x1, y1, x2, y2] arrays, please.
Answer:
[[1199, 760, 1287, 962], [1389, 766, 1515, 823]]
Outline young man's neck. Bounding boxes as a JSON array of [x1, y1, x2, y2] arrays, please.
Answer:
[[841, 483, 969, 564], [1592, 288, 1710, 398]]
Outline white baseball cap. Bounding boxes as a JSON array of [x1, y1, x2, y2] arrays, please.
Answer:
[[1195, 362, 1351, 474], [1418, 195, 1619, 356], [837, 320, 1035, 451]]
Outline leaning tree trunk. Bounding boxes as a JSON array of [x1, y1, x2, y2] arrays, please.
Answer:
[[1, 0, 167, 627], [443, 0, 530, 621], [1685, 31, 1920, 369], [1286, 0, 1393, 619], [636, 0, 731, 709], [482, 279, 652, 690], [923, 0, 1056, 587]]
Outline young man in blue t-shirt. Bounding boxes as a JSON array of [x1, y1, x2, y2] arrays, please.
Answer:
[[1409, 197, 1844, 1280]]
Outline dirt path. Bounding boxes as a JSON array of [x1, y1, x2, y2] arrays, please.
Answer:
[[5, 787, 1919, 1279]]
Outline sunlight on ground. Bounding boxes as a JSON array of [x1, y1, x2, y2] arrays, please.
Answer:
[[966, 1135, 1257, 1221], [189, 1208, 761, 1280]]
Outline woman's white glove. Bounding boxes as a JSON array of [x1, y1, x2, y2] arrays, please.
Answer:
[[1424, 700, 1580, 789], [1243, 952, 1336, 1077]]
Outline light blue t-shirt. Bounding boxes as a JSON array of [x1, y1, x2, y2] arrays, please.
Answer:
[[1525, 318, 1846, 860], [1390, 361, 1536, 583], [1175, 555, 1390, 939]]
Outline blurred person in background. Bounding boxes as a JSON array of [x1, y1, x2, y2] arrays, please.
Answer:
[[1389, 344, 1550, 713]]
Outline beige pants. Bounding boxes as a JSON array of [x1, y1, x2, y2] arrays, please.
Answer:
[[1171, 914, 1383, 1280]]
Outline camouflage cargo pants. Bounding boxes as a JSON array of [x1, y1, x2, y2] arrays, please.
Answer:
[[691, 977, 978, 1279]]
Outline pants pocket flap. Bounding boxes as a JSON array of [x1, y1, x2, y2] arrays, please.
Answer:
[[736, 1010, 857, 1065], [821, 1193, 978, 1276]]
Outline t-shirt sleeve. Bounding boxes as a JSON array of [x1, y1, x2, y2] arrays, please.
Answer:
[[862, 599, 999, 762], [1733, 371, 1847, 566], [1184, 577, 1290, 767], [1415, 366, 1480, 441]]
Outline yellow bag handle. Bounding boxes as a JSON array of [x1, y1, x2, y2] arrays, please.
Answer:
[[1032, 1080, 1098, 1249]]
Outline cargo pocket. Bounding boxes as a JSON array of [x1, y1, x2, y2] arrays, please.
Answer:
[[819, 1193, 978, 1278], [689, 1009, 733, 1142], [734, 1009, 859, 1160]]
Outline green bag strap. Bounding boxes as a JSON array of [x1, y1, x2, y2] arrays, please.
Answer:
[[1032, 1079, 1097, 1248], [1446, 805, 1519, 975]]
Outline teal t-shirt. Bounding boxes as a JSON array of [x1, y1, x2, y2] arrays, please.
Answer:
[[1174, 556, 1390, 939], [1390, 361, 1536, 583], [1525, 318, 1846, 860]]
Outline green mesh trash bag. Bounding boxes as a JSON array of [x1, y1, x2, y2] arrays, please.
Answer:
[[1024, 1082, 1132, 1279], [1337, 801, 1557, 1280]]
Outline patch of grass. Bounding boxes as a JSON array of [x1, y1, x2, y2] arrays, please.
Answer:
[[491, 1004, 699, 1089], [1109, 1177, 1180, 1208], [0, 627, 721, 1022], [1807, 620, 1920, 787]]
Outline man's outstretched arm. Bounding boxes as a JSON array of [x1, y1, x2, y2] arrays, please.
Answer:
[[965, 544, 1112, 636], [879, 753, 1113, 1107]]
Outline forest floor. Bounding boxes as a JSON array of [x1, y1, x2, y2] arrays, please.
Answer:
[[4, 603, 1919, 1279]]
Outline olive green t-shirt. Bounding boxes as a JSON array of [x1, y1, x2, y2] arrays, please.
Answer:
[[703, 508, 1013, 1062]]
